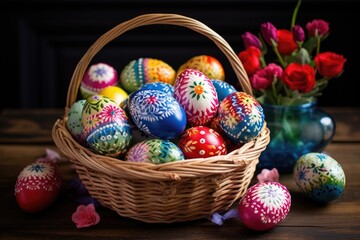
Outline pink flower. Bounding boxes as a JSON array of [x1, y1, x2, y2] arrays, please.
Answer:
[[257, 168, 279, 183], [293, 25, 305, 43], [72, 203, 100, 228], [250, 63, 283, 90], [306, 19, 329, 37]]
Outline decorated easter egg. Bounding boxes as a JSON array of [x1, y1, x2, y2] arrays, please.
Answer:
[[211, 79, 237, 103], [120, 58, 176, 93], [174, 69, 219, 126], [294, 152, 346, 203], [128, 117, 154, 145], [139, 82, 174, 95], [129, 89, 187, 139], [98, 85, 128, 106], [176, 55, 225, 80], [82, 95, 132, 157], [67, 99, 87, 145], [218, 91, 264, 143], [15, 161, 62, 213], [80, 62, 118, 99], [125, 139, 184, 164], [178, 126, 227, 159], [238, 181, 291, 231]]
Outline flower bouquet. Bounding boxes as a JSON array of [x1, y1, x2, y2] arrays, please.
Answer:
[[237, 0, 347, 173]]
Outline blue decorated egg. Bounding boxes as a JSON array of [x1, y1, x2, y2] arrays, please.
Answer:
[[67, 99, 87, 145], [81, 95, 132, 157], [125, 139, 184, 164], [120, 58, 176, 93], [139, 82, 174, 95], [294, 152, 346, 203], [217, 91, 265, 143], [211, 79, 237, 103], [174, 69, 219, 126], [129, 89, 187, 139]]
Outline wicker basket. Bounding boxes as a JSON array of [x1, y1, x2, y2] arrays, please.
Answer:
[[52, 13, 270, 223]]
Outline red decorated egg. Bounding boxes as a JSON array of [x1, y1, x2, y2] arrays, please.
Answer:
[[218, 91, 264, 143], [80, 62, 119, 99], [238, 182, 291, 231], [176, 55, 225, 80], [178, 126, 227, 159], [174, 69, 219, 126], [15, 161, 62, 213]]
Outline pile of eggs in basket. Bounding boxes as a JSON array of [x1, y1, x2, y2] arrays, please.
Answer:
[[67, 55, 265, 163]]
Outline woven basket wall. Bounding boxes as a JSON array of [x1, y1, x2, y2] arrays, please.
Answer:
[[52, 13, 270, 223]]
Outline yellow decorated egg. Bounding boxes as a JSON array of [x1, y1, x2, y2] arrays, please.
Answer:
[[99, 86, 128, 106], [176, 55, 225, 81], [120, 58, 176, 93]]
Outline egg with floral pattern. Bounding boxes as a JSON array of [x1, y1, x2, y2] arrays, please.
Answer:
[[81, 95, 132, 157], [294, 152, 346, 203], [15, 161, 62, 213], [125, 139, 184, 164], [67, 99, 87, 145], [176, 55, 225, 80], [178, 126, 227, 159], [129, 89, 187, 139], [218, 91, 264, 143], [139, 82, 174, 95], [238, 181, 291, 231], [174, 69, 219, 126], [80, 62, 118, 99], [120, 58, 176, 93]]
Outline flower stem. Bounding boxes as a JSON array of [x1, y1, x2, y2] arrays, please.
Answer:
[[273, 46, 286, 68], [291, 0, 302, 29], [316, 35, 321, 55]]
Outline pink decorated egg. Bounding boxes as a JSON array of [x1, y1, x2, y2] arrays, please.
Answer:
[[178, 126, 227, 159], [218, 91, 264, 143], [174, 69, 219, 126], [238, 181, 291, 231], [120, 58, 176, 93], [80, 62, 118, 99], [176, 55, 225, 80], [81, 95, 132, 157], [15, 161, 62, 213]]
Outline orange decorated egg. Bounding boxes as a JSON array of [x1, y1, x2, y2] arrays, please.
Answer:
[[176, 55, 225, 81]]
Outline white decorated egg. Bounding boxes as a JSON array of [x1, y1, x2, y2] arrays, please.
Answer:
[[15, 161, 62, 213], [218, 91, 264, 143], [120, 58, 176, 93], [294, 152, 346, 203], [125, 139, 184, 164], [174, 69, 219, 126], [80, 62, 118, 99], [129, 89, 187, 140], [67, 99, 87, 145], [81, 95, 132, 157], [238, 181, 291, 231]]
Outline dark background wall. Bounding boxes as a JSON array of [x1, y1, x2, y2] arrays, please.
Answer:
[[2, 0, 358, 109]]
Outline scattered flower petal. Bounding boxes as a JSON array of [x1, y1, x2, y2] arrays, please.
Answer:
[[72, 203, 100, 228], [257, 168, 280, 183]]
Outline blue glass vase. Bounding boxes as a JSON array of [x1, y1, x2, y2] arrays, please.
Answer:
[[258, 102, 335, 173]]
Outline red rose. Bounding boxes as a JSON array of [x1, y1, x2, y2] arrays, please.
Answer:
[[314, 52, 347, 77], [276, 29, 298, 55], [238, 46, 262, 76], [281, 63, 315, 93]]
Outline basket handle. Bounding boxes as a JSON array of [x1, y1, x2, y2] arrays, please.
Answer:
[[66, 13, 252, 108]]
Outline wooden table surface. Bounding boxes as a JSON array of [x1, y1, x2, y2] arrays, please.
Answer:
[[1, 107, 360, 240]]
